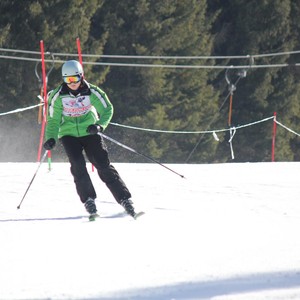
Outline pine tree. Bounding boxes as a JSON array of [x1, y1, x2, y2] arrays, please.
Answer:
[[92, 0, 220, 162], [2, 0, 300, 162], [210, 0, 300, 162], [0, 0, 104, 161]]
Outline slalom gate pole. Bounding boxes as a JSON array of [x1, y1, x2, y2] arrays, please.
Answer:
[[37, 87, 43, 124], [271, 112, 277, 162], [76, 37, 83, 66], [37, 40, 52, 171], [36, 40, 47, 162], [99, 133, 185, 179], [17, 150, 48, 209], [41, 41, 52, 170]]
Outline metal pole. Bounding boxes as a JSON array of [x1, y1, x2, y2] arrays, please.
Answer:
[[100, 133, 185, 178], [271, 112, 277, 162], [17, 150, 48, 209]]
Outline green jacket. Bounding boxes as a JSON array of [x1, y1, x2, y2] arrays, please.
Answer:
[[46, 80, 113, 140]]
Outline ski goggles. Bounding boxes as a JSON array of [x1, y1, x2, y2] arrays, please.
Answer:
[[63, 75, 81, 84]]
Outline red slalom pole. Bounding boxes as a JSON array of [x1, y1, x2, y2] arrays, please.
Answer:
[[37, 40, 48, 162], [271, 112, 277, 162], [76, 37, 83, 66], [41, 42, 52, 170], [37, 41, 51, 170]]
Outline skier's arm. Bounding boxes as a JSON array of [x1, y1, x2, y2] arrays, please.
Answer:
[[45, 90, 63, 141], [90, 85, 114, 130]]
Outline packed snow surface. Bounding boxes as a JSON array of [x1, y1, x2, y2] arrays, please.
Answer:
[[1, 162, 300, 300]]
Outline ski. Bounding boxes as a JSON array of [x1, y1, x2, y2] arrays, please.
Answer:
[[88, 213, 100, 222], [88, 211, 145, 221], [133, 211, 145, 220]]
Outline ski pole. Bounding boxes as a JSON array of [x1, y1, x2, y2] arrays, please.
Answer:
[[17, 150, 48, 209], [99, 133, 185, 179]]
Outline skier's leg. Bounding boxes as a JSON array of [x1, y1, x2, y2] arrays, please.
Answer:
[[83, 135, 131, 203], [61, 136, 97, 204]]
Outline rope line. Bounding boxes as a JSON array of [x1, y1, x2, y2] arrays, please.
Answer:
[[275, 120, 300, 137], [0, 103, 42, 116], [1, 103, 300, 138], [1, 53, 299, 69], [1, 46, 300, 69], [1, 47, 300, 59], [111, 116, 274, 134]]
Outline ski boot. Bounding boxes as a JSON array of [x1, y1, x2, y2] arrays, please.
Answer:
[[121, 198, 145, 219], [84, 197, 99, 221]]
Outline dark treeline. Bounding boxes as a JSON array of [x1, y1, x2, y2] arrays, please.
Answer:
[[1, 0, 300, 163]]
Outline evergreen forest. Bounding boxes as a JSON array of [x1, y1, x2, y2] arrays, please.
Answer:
[[1, 0, 300, 163]]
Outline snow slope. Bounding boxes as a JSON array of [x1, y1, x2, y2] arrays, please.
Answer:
[[1, 162, 300, 300]]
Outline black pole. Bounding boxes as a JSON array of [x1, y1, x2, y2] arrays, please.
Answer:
[[17, 150, 48, 209], [100, 133, 185, 179]]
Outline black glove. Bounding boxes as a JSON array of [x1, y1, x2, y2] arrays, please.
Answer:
[[43, 138, 56, 150], [87, 124, 103, 135]]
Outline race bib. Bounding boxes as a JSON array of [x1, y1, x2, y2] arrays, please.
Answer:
[[62, 96, 91, 117]]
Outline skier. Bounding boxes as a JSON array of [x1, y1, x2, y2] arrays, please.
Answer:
[[43, 60, 138, 219]]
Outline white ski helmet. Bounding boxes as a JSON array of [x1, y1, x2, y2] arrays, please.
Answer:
[[61, 60, 84, 77]]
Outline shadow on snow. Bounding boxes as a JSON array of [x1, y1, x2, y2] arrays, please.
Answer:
[[86, 270, 300, 300], [0, 212, 128, 222]]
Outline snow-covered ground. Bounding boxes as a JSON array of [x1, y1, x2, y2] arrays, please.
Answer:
[[1, 161, 300, 300]]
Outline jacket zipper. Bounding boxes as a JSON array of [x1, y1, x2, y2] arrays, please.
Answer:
[[75, 117, 80, 136]]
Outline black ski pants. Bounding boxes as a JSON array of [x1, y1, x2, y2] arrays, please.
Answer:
[[61, 135, 131, 204]]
